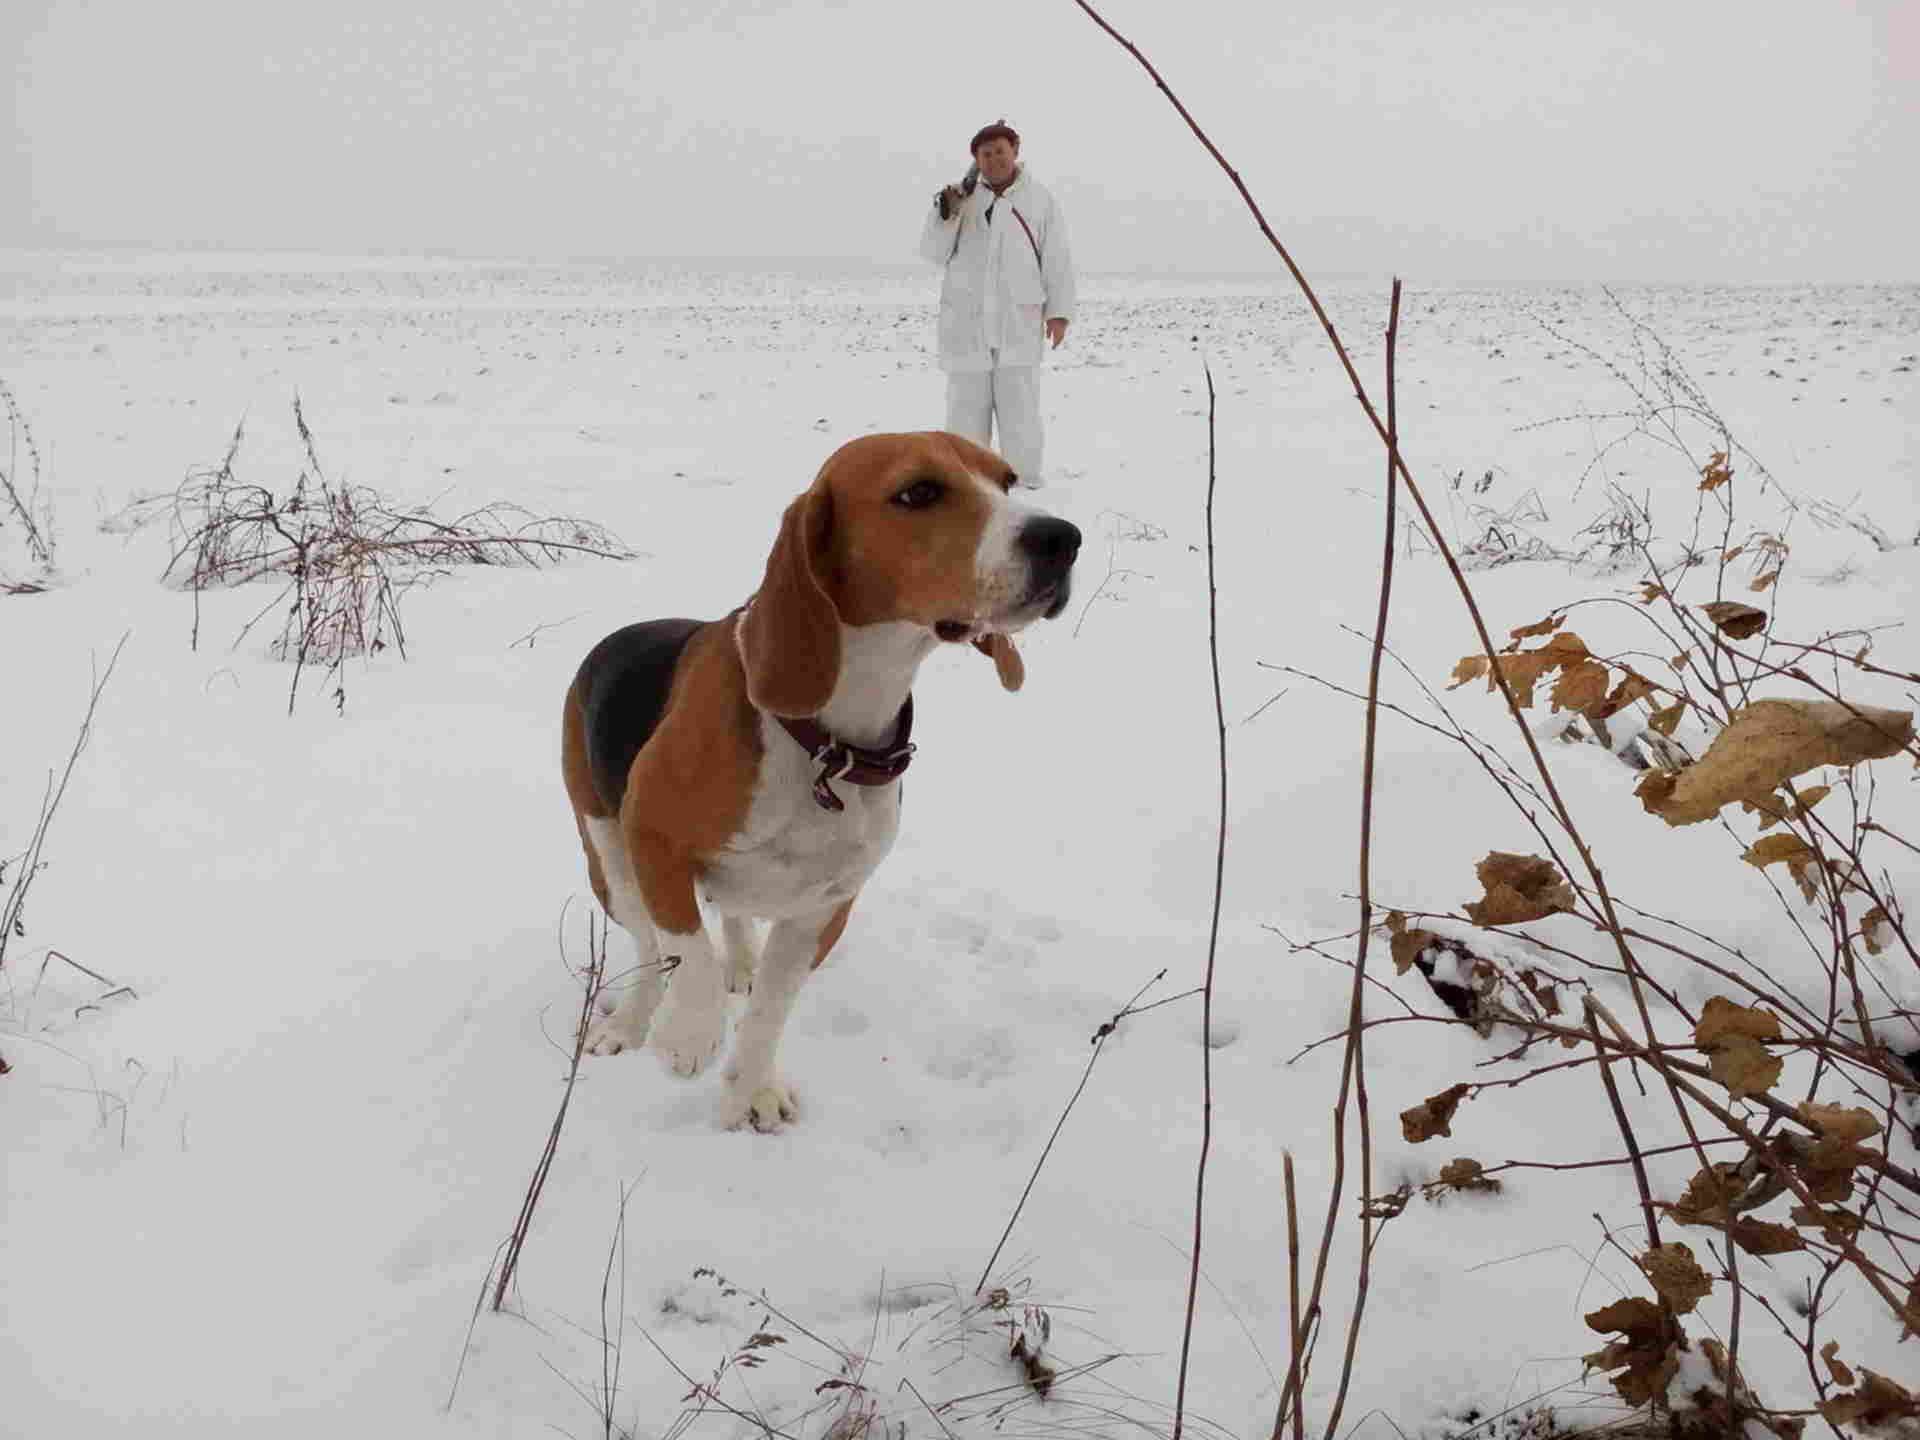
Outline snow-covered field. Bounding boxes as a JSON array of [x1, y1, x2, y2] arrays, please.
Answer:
[[3, 250, 1917, 1438]]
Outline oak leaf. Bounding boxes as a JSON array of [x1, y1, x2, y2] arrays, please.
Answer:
[[1401, 1083, 1472, 1143], [1700, 600, 1767, 640], [1489, 650, 1557, 709], [1637, 698, 1914, 827], [1648, 699, 1686, 737], [1389, 926, 1437, 977], [1819, 1370, 1920, 1427], [1749, 783, 1830, 831], [1592, 669, 1655, 721], [1696, 995, 1783, 1046], [1730, 1219, 1805, 1256], [1463, 852, 1576, 926], [1582, 1298, 1680, 1407], [1741, 833, 1822, 902], [1435, 1157, 1500, 1193], [1862, 905, 1891, 956], [1507, 614, 1565, 644], [1798, 1101, 1879, 1145], [1639, 1243, 1712, 1314], [1448, 654, 1489, 689], [1791, 1204, 1863, 1244], [1820, 1340, 1854, 1387], [1696, 996, 1783, 1100], [1550, 660, 1611, 714], [1708, 1035, 1783, 1099], [1664, 1164, 1746, 1228]]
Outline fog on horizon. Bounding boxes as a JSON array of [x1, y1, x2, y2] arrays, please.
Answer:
[[5, 0, 1915, 286]]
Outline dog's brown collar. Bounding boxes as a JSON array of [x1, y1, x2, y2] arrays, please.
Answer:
[[775, 699, 915, 812]]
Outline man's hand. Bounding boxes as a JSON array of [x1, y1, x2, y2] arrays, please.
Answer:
[[1046, 317, 1069, 349], [939, 185, 969, 220]]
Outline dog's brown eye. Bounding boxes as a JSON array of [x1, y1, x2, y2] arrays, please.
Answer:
[[894, 478, 942, 509]]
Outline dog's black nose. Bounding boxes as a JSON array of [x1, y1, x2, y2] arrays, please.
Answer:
[[1018, 516, 1081, 570]]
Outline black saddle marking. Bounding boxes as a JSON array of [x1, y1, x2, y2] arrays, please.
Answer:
[[579, 618, 706, 812]]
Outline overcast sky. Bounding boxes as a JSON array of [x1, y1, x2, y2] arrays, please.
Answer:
[[5, 0, 1915, 283]]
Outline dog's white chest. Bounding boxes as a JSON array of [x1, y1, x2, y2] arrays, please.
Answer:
[[701, 737, 902, 918]]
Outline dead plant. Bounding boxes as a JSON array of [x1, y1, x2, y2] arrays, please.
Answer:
[[138, 398, 634, 713]]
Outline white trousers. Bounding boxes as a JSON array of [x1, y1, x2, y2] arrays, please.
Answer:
[[944, 360, 1044, 488]]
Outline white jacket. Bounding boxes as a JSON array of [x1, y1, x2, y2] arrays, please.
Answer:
[[917, 168, 1076, 373]]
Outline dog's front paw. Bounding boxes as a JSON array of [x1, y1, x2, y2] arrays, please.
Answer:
[[721, 1078, 798, 1133], [649, 999, 726, 1077], [583, 1010, 650, 1057]]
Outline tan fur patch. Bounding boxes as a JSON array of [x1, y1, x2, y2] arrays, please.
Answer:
[[820, 432, 1008, 628]]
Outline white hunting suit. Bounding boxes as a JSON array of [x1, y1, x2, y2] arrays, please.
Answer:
[[917, 169, 1076, 488]]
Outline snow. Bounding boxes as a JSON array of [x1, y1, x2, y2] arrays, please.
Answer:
[[3, 251, 1918, 1438]]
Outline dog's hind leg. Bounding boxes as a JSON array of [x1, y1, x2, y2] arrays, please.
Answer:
[[581, 816, 669, 1056]]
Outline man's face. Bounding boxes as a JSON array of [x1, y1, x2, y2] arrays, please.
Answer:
[[973, 138, 1019, 186]]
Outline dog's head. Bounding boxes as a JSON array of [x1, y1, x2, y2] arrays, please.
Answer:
[[738, 431, 1080, 716]]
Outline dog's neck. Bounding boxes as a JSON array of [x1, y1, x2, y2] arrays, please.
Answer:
[[817, 620, 938, 750]]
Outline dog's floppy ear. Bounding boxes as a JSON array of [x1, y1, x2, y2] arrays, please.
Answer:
[[739, 486, 840, 717], [971, 632, 1024, 692]]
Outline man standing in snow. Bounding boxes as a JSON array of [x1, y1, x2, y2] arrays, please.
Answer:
[[918, 121, 1076, 491]]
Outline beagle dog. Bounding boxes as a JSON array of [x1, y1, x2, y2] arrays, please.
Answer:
[[561, 431, 1080, 1131]]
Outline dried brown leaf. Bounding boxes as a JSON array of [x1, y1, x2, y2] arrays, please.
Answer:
[[1791, 1204, 1863, 1244], [1507, 614, 1565, 644], [1448, 654, 1490, 689], [1390, 927, 1437, 977], [1638, 581, 1666, 605], [1708, 1034, 1783, 1099], [1585, 1297, 1664, 1337], [1551, 660, 1611, 714], [1640, 1243, 1712, 1314], [1743, 832, 1816, 872], [1489, 650, 1555, 709], [1401, 1083, 1472, 1143], [1592, 668, 1655, 720], [1435, 1157, 1500, 1193], [1862, 904, 1891, 956], [1731, 1219, 1805, 1256], [1648, 699, 1686, 737], [1798, 1101, 1880, 1145], [1699, 451, 1732, 491], [1696, 997, 1784, 1098], [1613, 1347, 1680, 1408], [1819, 1370, 1920, 1426], [1463, 852, 1576, 926], [1700, 600, 1767, 640], [1696, 995, 1784, 1046], [1750, 568, 1781, 594], [1664, 1164, 1746, 1228], [1638, 698, 1915, 827], [1820, 1340, 1855, 1387]]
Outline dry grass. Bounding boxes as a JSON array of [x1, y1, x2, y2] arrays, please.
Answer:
[[131, 397, 635, 713]]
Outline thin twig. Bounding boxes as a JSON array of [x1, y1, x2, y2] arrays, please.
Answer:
[[1319, 279, 1403, 1440], [976, 969, 1170, 1294], [1171, 356, 1229, 1440], [493, 909, 608, 1311]]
